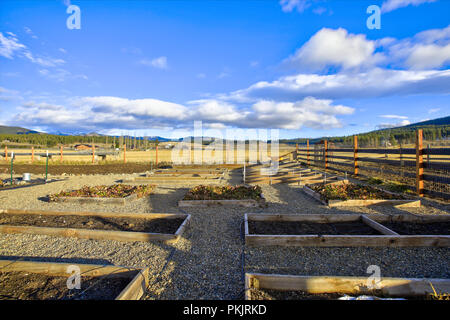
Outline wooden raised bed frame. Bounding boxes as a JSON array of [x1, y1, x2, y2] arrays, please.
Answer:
[[0, 259, 149, 300], [245, 273, 450, 300], [0, 209, 190, 243], [303, 185, 421, 207], [244, 213, 450, 247]]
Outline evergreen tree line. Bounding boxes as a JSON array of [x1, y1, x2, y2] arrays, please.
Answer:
[[281, 125, 450, 147]]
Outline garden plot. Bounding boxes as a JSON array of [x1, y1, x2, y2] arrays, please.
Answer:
[[303, 182, 420, 207], [0, 209, 190, 243], [244, 214, 450, 247], [0, 260, 149, 300], [0, 178, 48, 191], [122, 172, 225, 184], [245, 273, 450, 300], [48, 184, 155, 205], [178, 185, 266, 207]]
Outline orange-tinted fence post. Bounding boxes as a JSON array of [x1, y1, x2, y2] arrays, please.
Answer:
[[123, 144, 127, 163], [31, 147, 34, 163], [416, 129, 424, 196], [92, 145, 95, 163], [155, 145, 158, 168], [295, 143, 298, 162], [4, 146, 7, 162], [306, 139, 310, 166], [324, 140, 328, 170], [60, 145, 63, 163], [353, 135, 358, 176]]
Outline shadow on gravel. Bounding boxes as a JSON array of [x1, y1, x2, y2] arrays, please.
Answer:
[[147, 186, 189, 213], [0, 255, 112, 265]]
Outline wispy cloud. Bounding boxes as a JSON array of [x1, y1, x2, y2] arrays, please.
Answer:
[[280, 0, 313, 13], [139, 56, 168, 69], [0, 31, 65, 67], [381, 0, 437, 13]]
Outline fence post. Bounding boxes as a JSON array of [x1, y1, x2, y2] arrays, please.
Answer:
[[31, 146, 34, 163], [60, 145, 63, 163], [156, 145, 158, 168], [123, 144, 127, 163], [306, 139, 310, 166], [353, 135, 358, 176], [324, 140, 328, 170], [4, 146, 7, 162], [416, 129, 424, 196], [92, 145, 95, 164], [295, 143, 298, 162]]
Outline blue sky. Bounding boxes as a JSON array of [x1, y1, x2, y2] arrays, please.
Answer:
[[0, 0, 449, 139]]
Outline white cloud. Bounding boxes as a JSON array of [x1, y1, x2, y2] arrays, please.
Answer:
[[0, 31, 65, 67], [380, 114, 408, 119], [381, 0, 437, 13], [428, 108, 441, 114], [280, 0, 312, 13], [0, 32, 26, 59], [38, 68, 87, 82], [287, 28, 383, 71], [377, 119, 411, 128], [140, 56, 168, 69], [385, 25, 450, 69], [224, 68, 450, 102], [10, 95, 354, 132]]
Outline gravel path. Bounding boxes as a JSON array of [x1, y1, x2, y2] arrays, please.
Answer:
[[0, 170, 449, 300]]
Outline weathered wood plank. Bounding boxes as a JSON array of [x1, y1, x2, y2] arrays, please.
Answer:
[[0, 210, 190, 243], [245, 273, 450, 298]]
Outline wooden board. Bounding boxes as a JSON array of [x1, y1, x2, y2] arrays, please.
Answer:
[[179, 194, 266, 208], [303, 185, 421, 207], [245, 273, 450, 299], [244, 213, 450, 247], [0, 259, 149, 300], [0, 209, 190, 243]]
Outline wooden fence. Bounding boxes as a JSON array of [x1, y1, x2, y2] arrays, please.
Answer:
[[295, 129, 450, 200]]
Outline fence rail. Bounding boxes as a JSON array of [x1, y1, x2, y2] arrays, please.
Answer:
[[294, 129, 450, 200]]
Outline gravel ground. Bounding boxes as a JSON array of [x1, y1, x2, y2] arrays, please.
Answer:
[[0, 169, 449, 300]]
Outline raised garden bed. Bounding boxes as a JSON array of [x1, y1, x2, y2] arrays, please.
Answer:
[[48, 184, 155, 205], [0, 260, 149, 300], [244, 213, 450, 247], [178, 185, 266, 207], [303, 182, 420, 207], [0, 209, 190, 243], [245, 273, 450, 300], [123, 174, 224, 184]]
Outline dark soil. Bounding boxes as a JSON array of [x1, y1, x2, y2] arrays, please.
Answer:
[[0, 163, 241, 175], [0, 163, 152, 175], [248, 221, 382, 235], [0, 271, 134, 300], [249, 288, 345, 300], [0, 214, 185, 233], [381, 222, 450, 235], [248, 288, 428, 300]]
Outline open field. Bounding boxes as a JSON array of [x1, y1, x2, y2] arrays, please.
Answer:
[[0, 163, 449, 300], [1, 144, 296, 164]]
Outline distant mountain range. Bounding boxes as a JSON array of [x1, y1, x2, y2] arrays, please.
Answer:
[[1, 115, 448, 142], [0, 125, 40, 134]]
